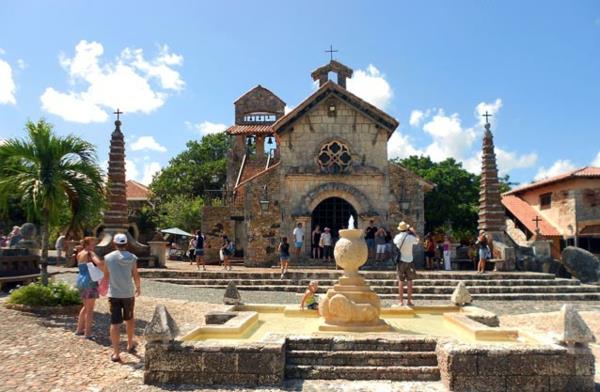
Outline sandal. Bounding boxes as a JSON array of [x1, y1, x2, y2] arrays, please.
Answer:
[[111, 354, 122, 363], [84, 335, 96, 341], [75, 331, 84, 336], [127, 344, 138, 354]]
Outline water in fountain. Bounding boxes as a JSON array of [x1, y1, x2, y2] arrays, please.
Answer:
[[348, 215, 355, 229]]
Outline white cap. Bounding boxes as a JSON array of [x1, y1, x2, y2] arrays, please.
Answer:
[[113, 233, 128, 245]]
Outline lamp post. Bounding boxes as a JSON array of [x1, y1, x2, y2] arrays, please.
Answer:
[[259, 185, 270, 212]]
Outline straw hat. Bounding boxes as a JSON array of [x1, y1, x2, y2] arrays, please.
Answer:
[[397, 221, 410, 231]]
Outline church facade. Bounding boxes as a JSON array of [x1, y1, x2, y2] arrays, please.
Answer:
[[202, 61, 432, 266]]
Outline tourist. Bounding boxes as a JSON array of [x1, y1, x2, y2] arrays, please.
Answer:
[[443, 235, 452, 271], [384, 228, 393, 261], [374, 227, 387, 261], [187, 236, 196, 265], [75, 236, 104, 339], [8, 226, 22, 248], [278, 236, 290, 279], [55, 233, 66, 264], [424, 234, 435, 270], [301, 280, 319, 311], [394, 221, 419, 306], [319, 227, 333, 263], [364, 220, 377, 260], [104, 233, 141, 363], [292, 222, 304, 258], [311, 225, 322, 259], [194, 230, 206, 271], [221, 235, 233, 271], [476, 230, 491, 274]]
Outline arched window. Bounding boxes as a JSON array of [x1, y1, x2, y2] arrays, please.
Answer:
[[317, 140, 352, 173]]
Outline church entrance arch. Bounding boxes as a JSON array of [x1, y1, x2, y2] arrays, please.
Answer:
[[311, 197, 357, 241]]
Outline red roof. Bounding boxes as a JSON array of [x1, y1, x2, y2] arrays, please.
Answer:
[[225, 124, 273, 136], [501, 194, 560, 236], [504, 166, 600, 196], [126, 180, 150, 200]]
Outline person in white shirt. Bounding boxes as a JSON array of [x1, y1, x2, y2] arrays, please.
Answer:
[[393, 221, 420, 306], [319, 227, 333, 262], [292, 223, 304, 257]]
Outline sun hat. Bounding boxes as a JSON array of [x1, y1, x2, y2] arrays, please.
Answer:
[[397, 221, 410, 231], [113, 233, 128, 245]]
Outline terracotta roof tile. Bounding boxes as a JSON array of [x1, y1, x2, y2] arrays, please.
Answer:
[[126, 180, 150, 200], [504, 166, 600, 195], [225, 124, 273, 135], [502, 194, 560, 236]]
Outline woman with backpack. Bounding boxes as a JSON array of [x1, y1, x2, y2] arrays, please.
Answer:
[[221, 235, 234, 271]]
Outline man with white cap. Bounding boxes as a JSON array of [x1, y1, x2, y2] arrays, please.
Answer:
[[104, 233, 141, 362], [393, 221, 420, 306]]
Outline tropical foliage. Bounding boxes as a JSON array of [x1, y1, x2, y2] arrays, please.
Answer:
[[8, 280, 81, 306], [0, 120, 104, 284]]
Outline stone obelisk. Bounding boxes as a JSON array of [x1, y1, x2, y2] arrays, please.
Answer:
[[103, 110, 129, 233], [478, 114, 505, 234]]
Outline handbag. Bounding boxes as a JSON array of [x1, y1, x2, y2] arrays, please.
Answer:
[[87, 262, 104, 282], [98, 277, 109, 296]]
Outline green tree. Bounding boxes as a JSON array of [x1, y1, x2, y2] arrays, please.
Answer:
[[398, 156, 480, 235], [0, 120, 104, 284], [159, 195, 204, 232], [150, 133, 229, 203]]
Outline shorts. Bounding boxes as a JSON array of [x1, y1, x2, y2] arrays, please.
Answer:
[[397, 262, 417, 282], [366, 238, 375, 249], [109, 297, 135, 324], [280, 255, 290, 261], [295, 241, 303, 249], [425, 251, 435, 258], [323, 245, 333, 258], [376, 244, 387, 253], [479, 247, 491, 260], [79, 286, 99, 300], [195, 249, 204, 257], [307, 302, 319, 310]]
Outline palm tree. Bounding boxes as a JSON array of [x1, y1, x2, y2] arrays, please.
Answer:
[[0, 120, 104, 285]]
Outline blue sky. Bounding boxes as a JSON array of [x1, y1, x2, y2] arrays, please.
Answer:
[[1, 1, 599, 185]]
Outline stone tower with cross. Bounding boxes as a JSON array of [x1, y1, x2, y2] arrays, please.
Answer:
[[202, 59, 433, 266]]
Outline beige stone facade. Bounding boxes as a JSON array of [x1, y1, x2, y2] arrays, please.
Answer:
[[203, 61, 432, 266]]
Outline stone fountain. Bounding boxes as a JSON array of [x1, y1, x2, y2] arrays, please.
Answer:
[[318, 216, 390, 331]]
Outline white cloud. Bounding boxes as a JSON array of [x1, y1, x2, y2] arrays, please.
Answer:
[[387, 131, 424, 159], [496, 148, 538, 175], [130, 136, 166, 152], [0, 53, 16, 105], [16, 59, 26, 70], [125, 159, 139, 181], [591, 152, 600, 167], [475, 98, 503, 126], [347, 64, 393, 109], [141, 162, 161, 185], [534, 160, 577, 181], [409, 110, 425, 127], [41, 40, 184, 123], [186, 120, 227, 136], [422, 109, 477, 162]]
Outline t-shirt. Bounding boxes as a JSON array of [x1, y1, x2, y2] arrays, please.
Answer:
[[320, 232, 332, 246], [393, 232, 418, 263], [365, 226, 377, 240], [195, 234, 204, 250], [55, 235, 65, 249], [293, 227, 304, 243], [105, 250, 137, 298], [280, 243, 290, 257]]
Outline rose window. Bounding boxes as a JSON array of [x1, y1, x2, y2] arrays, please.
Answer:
[[317, 141, 352, 173]]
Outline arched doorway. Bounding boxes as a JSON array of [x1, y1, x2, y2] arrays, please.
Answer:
[[311, 197, 357, 241]]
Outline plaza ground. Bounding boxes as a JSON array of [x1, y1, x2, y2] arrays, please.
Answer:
[[0, 263, 599, 392]]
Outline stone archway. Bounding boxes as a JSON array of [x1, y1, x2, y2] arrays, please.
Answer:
[[311, 197, 357, 240], [294, 182, 376, 217]]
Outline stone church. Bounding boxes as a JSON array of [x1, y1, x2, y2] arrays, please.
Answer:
[[202, 60, 433, 266]]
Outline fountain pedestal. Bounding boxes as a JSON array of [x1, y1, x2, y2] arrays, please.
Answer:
[[319, 228, 390, 332]]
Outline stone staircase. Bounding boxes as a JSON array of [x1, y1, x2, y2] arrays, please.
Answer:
[[284, 336, 440, 381], [139, 270, 600, 300]]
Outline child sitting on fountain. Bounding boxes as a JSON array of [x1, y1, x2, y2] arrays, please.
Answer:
[[301, 280, 319, 311]]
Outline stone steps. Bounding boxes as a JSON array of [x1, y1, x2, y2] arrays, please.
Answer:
[[153, 277, 582, 287], [285, 337, 440, 381]]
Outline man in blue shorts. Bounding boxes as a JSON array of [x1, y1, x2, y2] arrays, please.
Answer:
[[292, 222, 304, 258]]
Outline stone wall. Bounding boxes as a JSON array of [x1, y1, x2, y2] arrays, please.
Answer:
[[234, 85, 285, 125], [436, 339, 595, 391], [201, 206, 235, 263], [388, 162, 428, 236], [242, 167, 281, 267], [144, 341, 285, 386]]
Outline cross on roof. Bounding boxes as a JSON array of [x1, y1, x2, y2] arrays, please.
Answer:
[[325, 44, 338, 61], [482, 111, 492, 124], [533, 215, 542, 232], [114, 108, 123, 121]]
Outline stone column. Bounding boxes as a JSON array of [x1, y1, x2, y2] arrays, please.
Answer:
[[103, 119, 129, 233], [148, 241, 168, 267]]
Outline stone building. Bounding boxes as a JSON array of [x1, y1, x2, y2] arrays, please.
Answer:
[[502, 166, 600, 258], [202, 60, 433, 266]]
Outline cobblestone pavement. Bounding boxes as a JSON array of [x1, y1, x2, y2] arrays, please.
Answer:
[[1, 269, 599, 391]]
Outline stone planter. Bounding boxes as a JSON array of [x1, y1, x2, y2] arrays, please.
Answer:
[[3, 302, 81, 315], [333, 229, 368, 273]]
